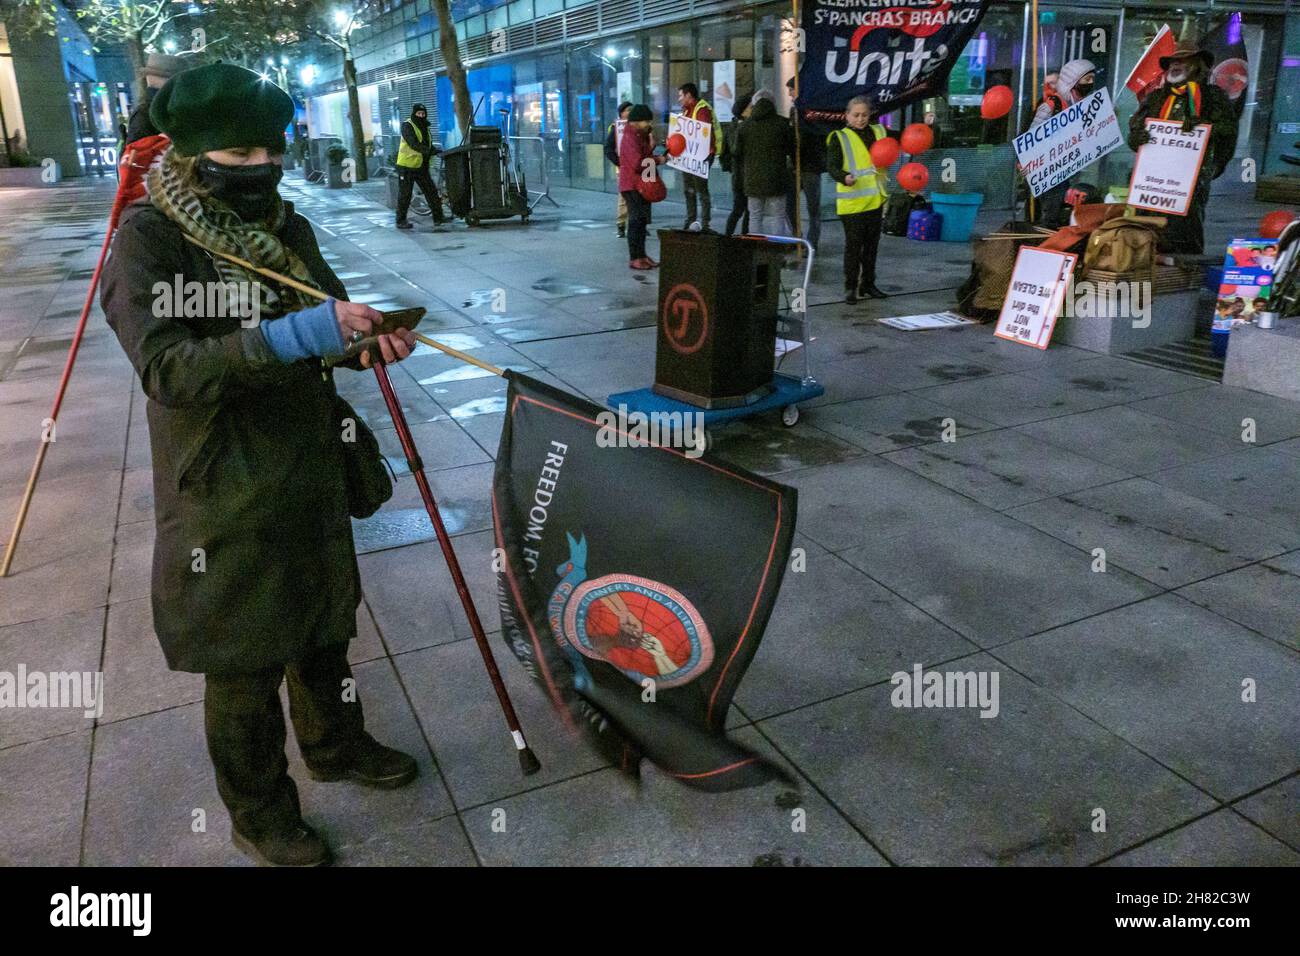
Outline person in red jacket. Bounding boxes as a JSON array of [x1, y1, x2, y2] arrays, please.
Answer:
[[619, 104, 666, 270]]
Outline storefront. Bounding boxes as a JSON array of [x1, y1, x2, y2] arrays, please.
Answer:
[[311, 0, 1292, 211]]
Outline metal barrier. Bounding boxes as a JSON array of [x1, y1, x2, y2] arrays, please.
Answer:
[[508, 135, 559, 213]]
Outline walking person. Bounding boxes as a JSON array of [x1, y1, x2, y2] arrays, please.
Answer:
[[827, 95, 892, 302], [786, 79, 825, 252], [604, 101, 633, 238], [395, 103, 446, 229], [101, 63, 420, 867], [619, 104, 666, 270], [734, 90, 794, 237], [676, 83, 718, 231], [720, 92, 753, 237]]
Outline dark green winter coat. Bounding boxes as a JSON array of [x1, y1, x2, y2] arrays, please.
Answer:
[[101, 200, 362, 675]]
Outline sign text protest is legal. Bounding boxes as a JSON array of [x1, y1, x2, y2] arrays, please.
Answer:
[[1013, 88, 1124, 197], [666, 113, 713, 178], [1128, 119, 1211, 216]]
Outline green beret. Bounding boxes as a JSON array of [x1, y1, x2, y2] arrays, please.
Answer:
[[150, 63, 294, 156]]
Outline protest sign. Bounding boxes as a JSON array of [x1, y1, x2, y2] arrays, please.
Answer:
[[1013, 88, 1125, 198], [1128, 120, 1212, 216], [666, 112, 713, 178], [995, 247, 1078, 349]]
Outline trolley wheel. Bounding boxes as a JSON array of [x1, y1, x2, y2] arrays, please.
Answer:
[[782, 404, 800, 427], [467, 215, 480, 227]]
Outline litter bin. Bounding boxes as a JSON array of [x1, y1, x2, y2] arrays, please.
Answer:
[[653, 230, 788, 408], [931, 192, 984, 242]]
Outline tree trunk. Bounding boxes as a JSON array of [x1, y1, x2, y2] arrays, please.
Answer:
[[125, 34, 148, 102], [343, 53, 369, 182], [431, 0, 472, 136]]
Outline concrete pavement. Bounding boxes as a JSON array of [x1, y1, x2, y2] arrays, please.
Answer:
[[0, 174, 1296, 866]]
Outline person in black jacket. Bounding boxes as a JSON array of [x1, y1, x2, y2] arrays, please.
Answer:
[[734, 91, 795, 236], [786, 79, 826, 251], [603, 101, 632, 238], [395, 103, 446, 229], [124, 53, 186, 146], [720, 92, 753, 236], [101, 64, 420, 868]]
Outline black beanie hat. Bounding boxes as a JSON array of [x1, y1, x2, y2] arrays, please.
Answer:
[[150, 63, 294, 156], [411, 103, 428, 115], [628, 104, 652, 122]]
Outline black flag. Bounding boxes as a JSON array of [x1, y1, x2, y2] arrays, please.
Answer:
[[492, 372, 796, 791], [796, 0, 992, 123]]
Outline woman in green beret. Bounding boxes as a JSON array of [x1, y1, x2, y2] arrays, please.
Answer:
[[102, 63, 419, 867]]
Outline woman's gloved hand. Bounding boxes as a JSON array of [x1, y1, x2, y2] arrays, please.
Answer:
[[261, 299, 414, 366]]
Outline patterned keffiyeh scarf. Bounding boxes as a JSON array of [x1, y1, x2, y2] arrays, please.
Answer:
[[147, 148, 323, 320]]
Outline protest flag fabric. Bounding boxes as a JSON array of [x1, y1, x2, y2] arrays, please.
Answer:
[[796, 0, 992, 124], [492, 372, 796, 791], [1124, 25, 1176, 103], [1203, 14, 1250, 120]]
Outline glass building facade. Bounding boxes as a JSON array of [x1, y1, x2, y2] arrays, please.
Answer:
[[301, 0, 1295, 210]]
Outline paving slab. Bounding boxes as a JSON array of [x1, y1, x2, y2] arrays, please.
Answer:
[[996, 594, 1300, 801], [1005, 479, 1299, 590], [0, 730, 92, 866], [1102, 809, 1300, 866], [1176, 551, 1300, 652], [759, 654, 1216, 865]]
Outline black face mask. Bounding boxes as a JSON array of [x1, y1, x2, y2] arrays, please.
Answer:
[[198, 158, 283, 222], [1075, 82, 1095, 96]]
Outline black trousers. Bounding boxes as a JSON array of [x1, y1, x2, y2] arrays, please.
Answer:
[[725, 181, 749, 236], [1159, 183, 1209, 254], [396, 165, 443, 223], [203, 641, 364, 838], [841, 206, 884, 292], [622, 190, 651, 260]]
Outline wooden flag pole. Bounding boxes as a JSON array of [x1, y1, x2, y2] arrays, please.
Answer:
[[180, 235, 504, 376]]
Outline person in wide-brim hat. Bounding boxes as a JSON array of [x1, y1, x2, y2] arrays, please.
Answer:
[[102, 61, 420, 868], [1159, 39, 1215, 71]]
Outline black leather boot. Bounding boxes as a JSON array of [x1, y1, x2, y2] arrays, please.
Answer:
[[306, 733, 418, 789], [232, 821, 332, 867]]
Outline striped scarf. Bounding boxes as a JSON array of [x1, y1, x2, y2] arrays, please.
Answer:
[[1159, 82, 1202, 131], [146, 149, 323, 319]]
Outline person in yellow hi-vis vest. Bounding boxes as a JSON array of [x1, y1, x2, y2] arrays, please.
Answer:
[[827, 95, 894, 302], [676, 83, 719, 232], [395, 103, 447, 230]]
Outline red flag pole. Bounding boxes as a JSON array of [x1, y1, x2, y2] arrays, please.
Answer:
[[369, 358, 540, 776], [1, 144, 151, 577]]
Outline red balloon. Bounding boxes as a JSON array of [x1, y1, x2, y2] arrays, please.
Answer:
[[981, 85, 1014, 120], [869, 136, 901, 168], [897, 162, 929, 193], [900, 123, 934, 155], [1260, 210, 1296, 239], [666, 132, 686, 157]]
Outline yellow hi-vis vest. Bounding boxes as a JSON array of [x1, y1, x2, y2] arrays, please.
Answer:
[[396, 122, 425, 169], [829, 124, 887, 214], [689, 99, 721, 151]]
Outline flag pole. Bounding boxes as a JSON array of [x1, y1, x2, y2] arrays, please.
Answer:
[[2, 147, 142, 578], [791, 0, 803, 252], [179, 236, 504, 375], [180, 235, 536, 774], [1028, 0, 1039, 223]]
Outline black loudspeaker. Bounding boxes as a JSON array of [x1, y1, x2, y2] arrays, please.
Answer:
[[652, 231, 786, 409]]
